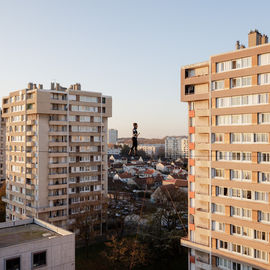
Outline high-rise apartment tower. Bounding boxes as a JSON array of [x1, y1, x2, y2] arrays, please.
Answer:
[[181, 30, 270, 270], [2, 82, 112, 232]]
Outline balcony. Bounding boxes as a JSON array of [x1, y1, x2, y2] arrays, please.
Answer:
[[26, 131, 35, 136], [195, 192, 210, 201], [195, 159, 210, 167], [196, 143, 210, 150], [196, 258, 210, 270], [26, 163, 35, 169], [26, 152, 35, 158], [185, 85, 195, 95], [26, 120, 35, 125]]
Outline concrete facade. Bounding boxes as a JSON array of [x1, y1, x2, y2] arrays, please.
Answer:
[[138, 144, 164, 157], [181, 30, 270, 270], [165, 136, 187, 159], [0, 218, 75, 270], [0, 109, 6, 181], [2, 82, 112, 233], [108, 129, 118, 144]]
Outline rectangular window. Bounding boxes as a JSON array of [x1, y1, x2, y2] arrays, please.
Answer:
[[212, 203, 225, 214], [258, 53, 270, 66], [214, 168, 224, 178], [231, 76, 252, 88], [258, 172, 270, 183], [254, 230, 268, 241], [213, 133, 224, 143], [68, 95, 76, 101], [80, 96, 98, 103], [254, 133, 268, 143], [258, 152, 270, 163], [6, 257, 20, 270], [259, 211, 270, 223], [33, 251, 46, 268], [212, 80, 225, 90]]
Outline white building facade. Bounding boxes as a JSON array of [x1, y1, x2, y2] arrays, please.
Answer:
[[108, 129, 118, 144], [138, 144, 164, 157]]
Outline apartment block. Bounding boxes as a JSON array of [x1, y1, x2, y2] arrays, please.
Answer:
[[108, 128, 118, 144], [2, 82, 112, 233], [181, 30, 270, 270], [0, 109, 6, 181], [165, 136, 187, 159]]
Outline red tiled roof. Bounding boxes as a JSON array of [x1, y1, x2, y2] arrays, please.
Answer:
[[119, 172, 133, 179]]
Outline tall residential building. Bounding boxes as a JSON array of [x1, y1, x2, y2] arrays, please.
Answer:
[[138, 144, 164, 157], [181, 30, 270, 270], [0, 110, 6, 181], [165, 136, 187, 159], [2, 82, 112, 232], [108, 128, 118, 144], [180, 137, 188, 158]]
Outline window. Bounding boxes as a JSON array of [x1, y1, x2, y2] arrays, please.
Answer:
[[213, 133, 224, 143], [258, 152, 270, 163], [231, 133, 241, 143], [217, 257, 231, 269], [218, 240, 229, 250], [254, 133, 268, 143], [231, 206, 251, 219], [259, 211, 270, 223], [68, 95, 76, 101], [254, 249, 268, 262], [258, 53, 270, 66], [212, 221, 225, 232], [213, 168, 224, 178], [80, 96, 98, 103], [254, 230, 268, 241], [216, 186, 228, 197], [258, 172, 270, 183], [32, 251, 46, 268], [231, 188, 241, 198], [216, 114, 252, 126], [231, 225, 241, 236], [212, 203, 225, 214], [255, 191, 268, 202], [231, 76, 252, 88], [212, 80, 225, 90], [6, 257, 20, 270]]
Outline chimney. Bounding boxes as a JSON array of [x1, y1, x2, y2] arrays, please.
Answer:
[[38, 84, 43, 89], [51, 82, 55, 90], [77, 83, 81, 90], [262, 34, 268, 44], [235, 40, 240, 50], [33, 84, 37, 89], [28, 82, 33, 90], [248, 29, 262, 47], [56, 83, 60, 90]]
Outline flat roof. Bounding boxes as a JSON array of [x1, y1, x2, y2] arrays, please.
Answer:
[[0, 223, 61, 248]]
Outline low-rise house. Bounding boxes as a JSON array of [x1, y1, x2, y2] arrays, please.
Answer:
[[0, 218, 75, 270]]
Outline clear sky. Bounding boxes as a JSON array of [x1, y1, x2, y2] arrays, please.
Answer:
[[0, 0, 269, 138]]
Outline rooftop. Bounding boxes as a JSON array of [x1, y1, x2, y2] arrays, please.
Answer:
[[0, 218, 72, 248]]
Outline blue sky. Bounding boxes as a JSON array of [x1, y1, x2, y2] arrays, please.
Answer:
[[0, 0, 269, 138]]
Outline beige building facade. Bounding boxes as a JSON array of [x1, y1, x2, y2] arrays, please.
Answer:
[[0, 109, 6, 181], [2, 82, 112, 232], [181, 30, 270, 270]]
